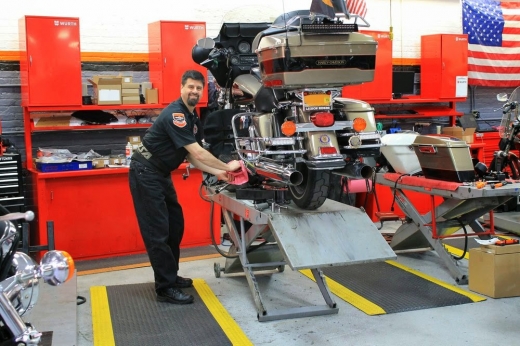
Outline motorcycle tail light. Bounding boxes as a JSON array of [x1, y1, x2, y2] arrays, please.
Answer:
[[320, 147, 338, 155], [353, 117, 367, 132], [264, 79, 283, 88], [311, 112, 334, 127], [281, 120, 297, 136]]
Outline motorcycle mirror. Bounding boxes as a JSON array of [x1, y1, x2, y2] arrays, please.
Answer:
[[497, 92, 509, 102], [197, 37, 215, 49]]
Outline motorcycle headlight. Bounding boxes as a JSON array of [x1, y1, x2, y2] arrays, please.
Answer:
[[40, 250, 75, 286]]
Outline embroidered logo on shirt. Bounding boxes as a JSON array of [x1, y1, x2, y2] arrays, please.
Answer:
[[172, 113, 187, 128], [193, 124, 198, 134]]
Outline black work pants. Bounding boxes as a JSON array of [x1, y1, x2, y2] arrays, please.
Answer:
[[129, 160, 184, 292]]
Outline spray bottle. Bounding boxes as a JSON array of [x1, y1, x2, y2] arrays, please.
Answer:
[[125, 142, 133, 165]]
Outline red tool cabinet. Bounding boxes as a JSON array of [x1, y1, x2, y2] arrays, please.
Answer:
[[148, 21, 208, 105], [29, 165, 221, 260], [421, 34, 468, 99], [342, 30, 393, 101], [18, 16, 82, 106]]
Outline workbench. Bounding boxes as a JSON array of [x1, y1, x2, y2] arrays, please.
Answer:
[[375, 172, 520, 284], [206, 187, 396, 321]]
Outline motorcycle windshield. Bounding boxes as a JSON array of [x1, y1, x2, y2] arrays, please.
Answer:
[[499, 86, 520, 138]]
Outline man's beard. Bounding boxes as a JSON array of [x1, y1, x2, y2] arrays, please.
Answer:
[[187, 94, 199, 106]]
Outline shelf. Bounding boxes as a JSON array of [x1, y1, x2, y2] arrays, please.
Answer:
[[29, 163, 190, 179], [375, 107, 462, 119], [367, 97, 465, 105], [26, 104, 164, 112], [29, 167, 129, 179], [31, 123, 151, 132]]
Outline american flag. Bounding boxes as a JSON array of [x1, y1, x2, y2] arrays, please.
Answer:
[[347, 0, 367, 18], [462, 0, 520, 87]]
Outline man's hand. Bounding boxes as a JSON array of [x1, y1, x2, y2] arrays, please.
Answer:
[[216, 171, 232, 182], [226, 160, 241, 172]]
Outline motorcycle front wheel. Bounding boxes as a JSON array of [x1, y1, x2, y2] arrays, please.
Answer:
[[289, 163, 330, 210]]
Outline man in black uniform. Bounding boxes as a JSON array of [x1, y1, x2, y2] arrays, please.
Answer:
[[129, 70, 240, 304]]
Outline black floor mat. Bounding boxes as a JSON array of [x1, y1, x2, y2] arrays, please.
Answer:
[[303, 261, 485, 315], [99, 281, 241, 346]]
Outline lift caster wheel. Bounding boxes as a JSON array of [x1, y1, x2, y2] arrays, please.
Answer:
[[214, 262, 221, 278], [277, 265, 285, 273]]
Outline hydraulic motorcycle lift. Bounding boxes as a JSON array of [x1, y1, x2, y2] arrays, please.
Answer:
[[375, 173, 520, 285], [206, 188, 396, 322]]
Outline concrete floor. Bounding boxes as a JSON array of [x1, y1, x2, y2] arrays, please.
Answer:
[[25, 221, 520, 346]]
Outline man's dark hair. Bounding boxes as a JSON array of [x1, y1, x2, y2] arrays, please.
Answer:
[[181, 70, 205, 87]]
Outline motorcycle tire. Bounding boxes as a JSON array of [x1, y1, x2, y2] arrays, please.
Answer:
[[289, 163, 330, 210]]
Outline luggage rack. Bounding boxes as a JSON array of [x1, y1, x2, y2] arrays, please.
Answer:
[[375, 173, 520, 285], [205, 187, 396, 322]]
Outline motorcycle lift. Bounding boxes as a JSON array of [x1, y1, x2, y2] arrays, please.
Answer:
[[206, 187, 396, 322], [375, 173, 520, 285]]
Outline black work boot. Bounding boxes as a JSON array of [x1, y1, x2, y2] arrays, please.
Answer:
[[172, 276, 193, 288], [156, 288, 194, 304]]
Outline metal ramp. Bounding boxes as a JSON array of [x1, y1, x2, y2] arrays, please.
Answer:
[[208, 189, 396, 322]]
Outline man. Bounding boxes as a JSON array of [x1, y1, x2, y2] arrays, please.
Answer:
[[129, 70, 241, 304]]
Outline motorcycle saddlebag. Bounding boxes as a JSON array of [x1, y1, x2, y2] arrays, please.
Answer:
[[412, 135, 475, 182], [256, 31, 376, 89]]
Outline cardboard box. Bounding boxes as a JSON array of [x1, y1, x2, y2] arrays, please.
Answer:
[[122, 96, 140, 105], [92, 158, 110, 169], [122, 88, 140, 96], [145, 88, 158, 104], [442, 126, 476, 144], [469, 244, 520, 298], [88, 76, 122, 105], [119, 74, 133, 83], [127, 136, 141, 144], [122, 82, 140, 89]]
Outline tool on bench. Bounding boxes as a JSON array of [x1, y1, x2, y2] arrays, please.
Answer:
[[495, 239, 519, 246]]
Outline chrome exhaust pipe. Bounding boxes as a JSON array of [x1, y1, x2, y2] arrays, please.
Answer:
[[340, 162, 374, 179], [254, 161, 304, 186]]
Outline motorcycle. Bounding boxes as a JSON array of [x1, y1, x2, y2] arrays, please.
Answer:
[[0, 207, 74, 345], [193, 5, 382, 210], [486, 86, 520, 180]]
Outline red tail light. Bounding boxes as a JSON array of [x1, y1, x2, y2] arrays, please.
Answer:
[[311, 112, 334, 127], [319, 147, 338, 155]]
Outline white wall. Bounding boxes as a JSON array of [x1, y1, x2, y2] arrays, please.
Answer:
[[1, 0, 463, 60]]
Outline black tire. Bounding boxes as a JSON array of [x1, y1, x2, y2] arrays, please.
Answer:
[[289, 164, 330, 210]]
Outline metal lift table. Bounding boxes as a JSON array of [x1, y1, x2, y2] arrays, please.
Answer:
[[375, 173, 520, 285], [207, 188, 396, 322]]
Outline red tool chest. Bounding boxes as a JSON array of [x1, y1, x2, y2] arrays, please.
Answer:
[[342, 30, 392, 100], [148, 21, 208, 105], [420, 34, 468, 99], [18, 16, 82, 106]]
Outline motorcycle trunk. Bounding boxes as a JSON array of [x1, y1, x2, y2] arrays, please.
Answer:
[[256, 31, 377, 89]]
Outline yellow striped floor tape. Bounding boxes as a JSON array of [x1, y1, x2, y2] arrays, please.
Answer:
[[90, 279, 252, 346], [300, 260, 485, 316]]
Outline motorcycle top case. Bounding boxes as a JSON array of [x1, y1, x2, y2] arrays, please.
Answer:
[[256, 30, 377, 89], [412, 135, 475, 183]]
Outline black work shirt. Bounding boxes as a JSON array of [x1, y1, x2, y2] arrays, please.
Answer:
[[141, 98, 203, 172]]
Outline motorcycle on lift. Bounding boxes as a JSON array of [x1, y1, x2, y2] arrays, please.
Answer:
[[193, 6, 382, 210], [484, 86, 520, 181], [0, 207, 74, 345]]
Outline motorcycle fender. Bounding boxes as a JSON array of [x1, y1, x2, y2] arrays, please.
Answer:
[[305, 131, 340, 157], [336, 98, 377, 132], [252, 113, 281, 138]]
